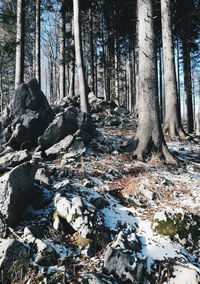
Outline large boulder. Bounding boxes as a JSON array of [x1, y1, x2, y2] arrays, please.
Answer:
[[0, 161, 38, 226], [0, 79, 55, 150], [38, 107, 78, 150], [0, 150, 31, 167], [39, 107, 96, 150]]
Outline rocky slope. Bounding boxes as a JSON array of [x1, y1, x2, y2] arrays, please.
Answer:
[[0, 80, 199, 283]]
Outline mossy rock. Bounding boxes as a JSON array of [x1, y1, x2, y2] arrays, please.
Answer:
[[154, 212, 200, 248]]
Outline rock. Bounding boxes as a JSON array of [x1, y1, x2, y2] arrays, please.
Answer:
[[23, 227, 58, 266], [35, 167, 52, 188], [0, 239, 29, 272], [104, 115, 121, 126], [5, 79, 55, 150], [90, 197, 109, 209], [0, 150, 31, 167], [23, 226, 44, 242], [169, 265, 200, 284], [112, 231, 141, 251], [38, 107, 78, 150], [34, 240, 59, 266], [54, 195, 109, 247], [45, 135, 74, 159], [61, 138, 86, 162], [0, 161, 38, 226], [103, 246, 144, 283], [114, 107, 130, 115], [0, 167, 9, 176], [76, 112, 97, 144], [83, 273, 108, 284]]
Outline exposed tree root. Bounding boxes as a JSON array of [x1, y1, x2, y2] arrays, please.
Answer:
[[163, 123, 188, 139], [133, 137, 179, 165]]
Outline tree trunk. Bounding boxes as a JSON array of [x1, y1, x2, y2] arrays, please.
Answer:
[[73, 0, 88, 113], [35, 0, 41, 88], [68, 56, 75, 98], [89, 7, 95, 95], [15, 0, 25, 89], [161, 0, 186, 138], [59, 1, 66, 100], [182, 40, 194, 133], [133, 0, 176, 164], [114, 38, 119, 105], [196, 104, 200, 136]]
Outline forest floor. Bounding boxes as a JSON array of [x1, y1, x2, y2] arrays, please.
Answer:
[[31, 116, 199, 282], [5, 114, 200, 283]]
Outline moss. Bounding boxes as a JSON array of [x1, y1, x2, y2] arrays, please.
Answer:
[[71, 213, 80, 223], [126, 198, 147, 209], [75, 233, 91, 248], [90, 229, 110, 249], [154, 212, 200, 248]]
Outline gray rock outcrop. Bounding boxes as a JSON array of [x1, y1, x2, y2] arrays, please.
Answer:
[[0, 161, 38, 226], [0, 79, 55, 150]]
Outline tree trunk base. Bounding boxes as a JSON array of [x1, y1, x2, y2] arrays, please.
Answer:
[[163, 123, 188, 139], [133, 137, 178, 165]]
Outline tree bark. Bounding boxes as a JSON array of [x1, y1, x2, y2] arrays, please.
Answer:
[[133, 0, 176, 164], [182, 40, 194, 133], [15, 0, 25, 89], [161, 0, 186, 138], [73, 0, 88, 113], [35, 0, 41, 88], [89, 7, 95, 95], [59, 1, 66, 100], [196, 104, 200, 136]]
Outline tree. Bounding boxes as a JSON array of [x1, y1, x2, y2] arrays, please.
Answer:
[[35, 0, 41, 87], [59, 0, 66, 100], [133, 0, 176, 163], [15, 0, 25, 89], [173, 0, 200, 134], [73, 0, 88, 113], [161, 0, 186, 138]]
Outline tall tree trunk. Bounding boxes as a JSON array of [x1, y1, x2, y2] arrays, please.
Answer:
[[15, 0, 25, 89], [182, 40, 194, 133], [176, 40, 181, 108], [59, 1, 66, 100], [35, 0, 41, 87], [114, 38, 119, 105], [73, 0, 88, 113], [133, 0, 176, 163], [158, 47, 163, 123], [68, 55, 75, 98], [89, 7, 95, 95], [161, 0, 186, 138]]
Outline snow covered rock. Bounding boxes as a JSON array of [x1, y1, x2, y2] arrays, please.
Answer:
[[169, 265, 200, 284], [83, 273, 109, 284], [0, 161, 38, 226], [103, 246, 145, 283], [0, 150, 31, 167], [54, 194, 109, 246], [23, 226, 59, 266], [114, 106, 130, 115], [35, 167, 52, 188]]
